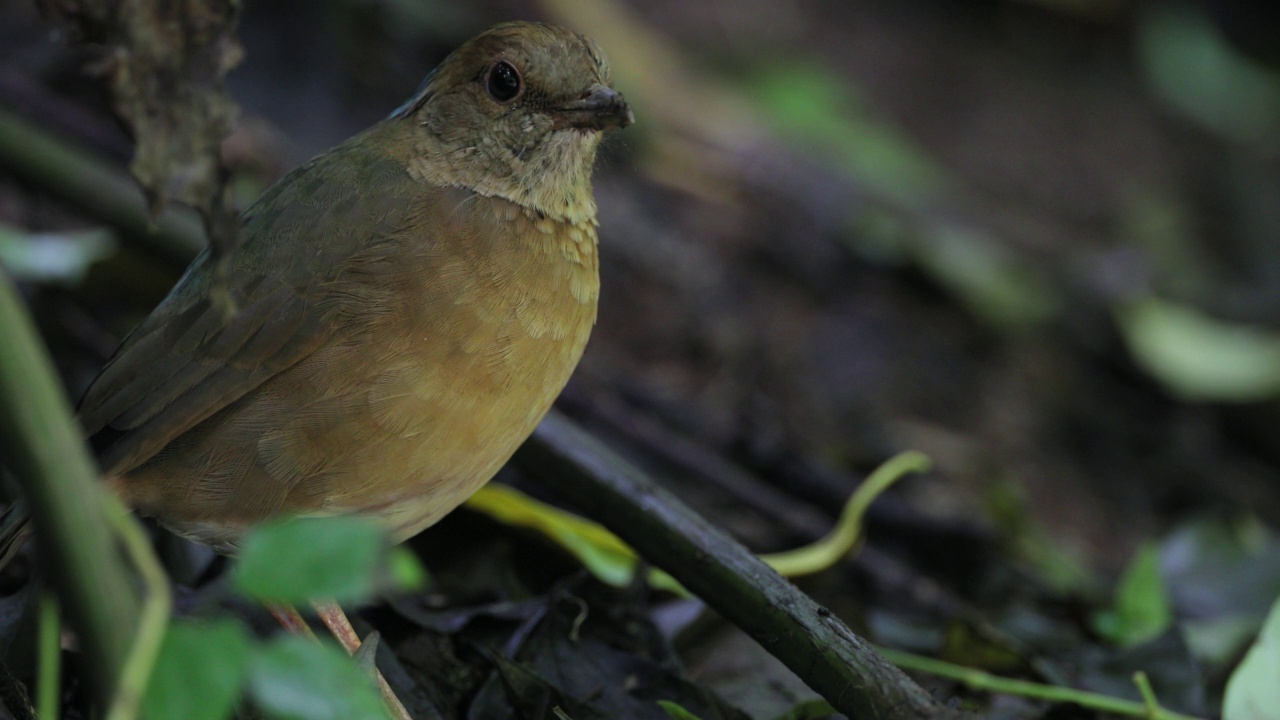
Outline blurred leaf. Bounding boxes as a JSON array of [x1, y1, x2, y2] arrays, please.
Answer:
[[1092, 543, 1173, 647], [752, 61, 955, 207], [658, 700, 704, 719], [232, 517, 387, 604], [0, 224, 115, 284], [1116, 297, 1280, 402], [387, 546, 428, 592], [1184, 615, 1263, 671], [985, 477, 1097, 594], [247, 635, 387, 720], [1161, 517, 1280, 668], [143, 619, 251, 720], [1162, 517, 1280, 618], [753, 61, 1060, 330], [914, 225, 1061, 328], [1139, 4, 1280, 147], [1224, 597, 1280, 720], [1119, 188, 1209, 298]]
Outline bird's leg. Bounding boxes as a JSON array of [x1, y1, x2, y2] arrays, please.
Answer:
[[311, 600, 361, 654], [266, 603, 315, 638], [311, 600, 412, 720], [266, 602, 411, 720]]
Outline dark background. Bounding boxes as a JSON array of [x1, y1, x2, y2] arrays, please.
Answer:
[[3, 0, 1279, 717]]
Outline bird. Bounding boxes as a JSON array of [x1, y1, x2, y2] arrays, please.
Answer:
[[0, 23, 632, 710], [2, 21, 631, 562]]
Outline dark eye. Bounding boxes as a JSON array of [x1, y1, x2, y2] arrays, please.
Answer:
[[485, 61, 522, 102]]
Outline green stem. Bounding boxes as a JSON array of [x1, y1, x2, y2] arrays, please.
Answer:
[[761, 450, 931, 577], [877, 647, 1207, 720], [0, 269, 142, 705], [103, 493, 171, 720], [36, 594, 59, 720]]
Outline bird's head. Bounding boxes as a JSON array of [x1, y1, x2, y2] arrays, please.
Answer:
[[393, 22, 633, 225]]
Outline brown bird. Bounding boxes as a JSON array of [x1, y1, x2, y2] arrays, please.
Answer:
[[0, 29, 633, 702], [3, 20, 630, 715], [2, 22, 630, 558]]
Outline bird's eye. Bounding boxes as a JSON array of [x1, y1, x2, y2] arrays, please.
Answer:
[[485, 61, 522, 102]]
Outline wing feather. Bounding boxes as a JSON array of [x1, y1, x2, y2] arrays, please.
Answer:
[[79, 138, 414, 477]]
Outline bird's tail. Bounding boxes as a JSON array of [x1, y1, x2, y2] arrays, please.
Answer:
[[0, 499, 32, 570]]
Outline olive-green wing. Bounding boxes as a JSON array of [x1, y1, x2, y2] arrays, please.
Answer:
[[80, 137, 414, 476]]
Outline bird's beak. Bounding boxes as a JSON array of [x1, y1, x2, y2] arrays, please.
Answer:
[[554, 84, 634, 132]]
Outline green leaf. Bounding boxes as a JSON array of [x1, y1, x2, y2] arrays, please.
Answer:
[[1224, 597, 1280, 720], [1092, 543, 1173, 647], [232, 516, 387, 604], [247, 635, 387, 720], [387, 546, 428, 592], [657, 700, 705, 720], [1139, 4, 1280, 145], [1117, 297, 1280, 402], [143, 619, 252, 720], [466, 484, 686, 593]]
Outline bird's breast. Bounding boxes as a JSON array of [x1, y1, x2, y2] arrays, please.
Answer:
[[310, 194, 600, 538], [340, 196, 599, 538], [130, 191, 599, 550]]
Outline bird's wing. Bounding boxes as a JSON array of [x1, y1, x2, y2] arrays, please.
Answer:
[[80, 138, 417, 476]]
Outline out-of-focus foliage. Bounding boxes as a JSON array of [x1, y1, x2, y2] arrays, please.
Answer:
[[1223, 597, 1280, 720], [1092, 543, 1173, 647], [233, 516, 407, 604], [142, 517, 409, 719], [0, 224, 115, 284], [143, 619, 252, 720], [1117, 298, 1280, 402], [1140, 5, 1280, 148], [246, 635, 389, 720], [753, 62, 955, 207], [5, 0, 1280, 716]]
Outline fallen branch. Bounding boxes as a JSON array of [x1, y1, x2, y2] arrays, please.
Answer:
[[517, 410, 965, 720]]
